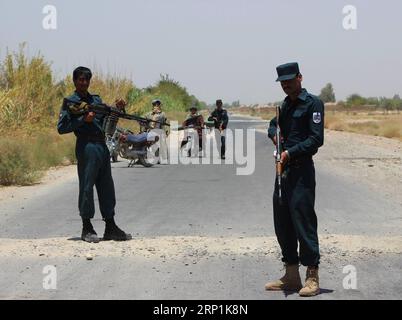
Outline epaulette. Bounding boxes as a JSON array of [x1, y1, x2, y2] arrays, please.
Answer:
[[306, 92, 320, 101], [66, 92, 80, 101]]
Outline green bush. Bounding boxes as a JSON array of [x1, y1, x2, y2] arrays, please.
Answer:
[[126, 74, 204, 115], [346, 94, 367, 107]]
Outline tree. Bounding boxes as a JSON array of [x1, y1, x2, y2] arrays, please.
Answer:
[[319, 83, 336, 103], [391, 94, 402, 111], [231, 100, 240, 108], [346, 94, 366, 107]]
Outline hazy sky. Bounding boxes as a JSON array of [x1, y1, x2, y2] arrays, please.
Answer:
[[1, 0, 401, 104]]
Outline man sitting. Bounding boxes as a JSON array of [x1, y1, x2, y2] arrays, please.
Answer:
[[120, 131, 159, 145]]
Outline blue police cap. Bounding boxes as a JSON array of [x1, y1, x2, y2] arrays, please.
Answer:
[[276, 62, 300, 82]]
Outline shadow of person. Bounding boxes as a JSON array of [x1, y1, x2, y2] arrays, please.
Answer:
[[282, 290, 299, 297], [319, 288, 335, 294], [67, 236, 133, 242], [67, 237, 81, 241], [282, 288, 334, 298]]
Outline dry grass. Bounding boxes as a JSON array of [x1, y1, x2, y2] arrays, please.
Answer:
[[233, 107, 402, 141], [325, 111, 402, 140], [0, 130, 75, 185]]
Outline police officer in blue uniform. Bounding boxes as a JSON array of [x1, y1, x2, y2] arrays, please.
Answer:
[[57, 66, 131, 243], [208, 99, 229, 159], [265, 63, 324, 296]]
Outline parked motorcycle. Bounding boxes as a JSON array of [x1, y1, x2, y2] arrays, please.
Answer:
[[106, 126, 159, 167]]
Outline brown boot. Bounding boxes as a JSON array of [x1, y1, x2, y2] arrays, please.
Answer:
[[265, 264, 303, 291], [299, 266, 320, 297]]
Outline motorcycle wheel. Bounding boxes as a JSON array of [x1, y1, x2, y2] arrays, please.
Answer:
[[111, 153, 118, 163], [138, 156, 154, 167], [119, 144, 128, 159]]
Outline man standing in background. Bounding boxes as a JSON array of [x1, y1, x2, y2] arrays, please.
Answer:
[[180, 106, 205, 157], [145, 99, 169, 164], [208, 99, 229, 160]]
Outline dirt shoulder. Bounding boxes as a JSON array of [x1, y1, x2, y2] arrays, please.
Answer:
[[0, 235, 400, 260], [315, 130, 402, 204], [0, 165, 77, 204]]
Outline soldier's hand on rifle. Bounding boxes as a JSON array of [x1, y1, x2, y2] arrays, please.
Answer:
[[115, 98, 127, 110], [272, 135, 284, 146], [84, 111, 95, 123], [280, 151, 289, 165]]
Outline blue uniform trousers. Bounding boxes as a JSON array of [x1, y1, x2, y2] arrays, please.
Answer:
[[273, 160, 320, 266], [75, 140, 116, 219]]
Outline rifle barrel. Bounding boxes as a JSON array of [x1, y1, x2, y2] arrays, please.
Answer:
[[65, 99, 169, 126], [275, 105, 283, 203]]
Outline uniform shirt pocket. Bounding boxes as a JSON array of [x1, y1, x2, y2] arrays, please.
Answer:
[[291, 108, 308, 132]]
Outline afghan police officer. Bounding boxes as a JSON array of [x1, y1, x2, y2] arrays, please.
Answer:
[[180, 106, 205, 157], [145, 99, 169, 164], [208, 99, 229, 159], [57, 66, 132, 243], [265, 62, 324, 297]]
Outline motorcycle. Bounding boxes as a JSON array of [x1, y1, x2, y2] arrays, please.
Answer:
[[106, 126, 159, 167]]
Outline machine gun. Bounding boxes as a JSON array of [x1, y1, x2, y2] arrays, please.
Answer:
[[64, 99, 170, 136], [174, 115, 215, 131]]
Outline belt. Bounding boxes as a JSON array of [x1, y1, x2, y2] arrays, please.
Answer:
[[287, 155, 313, 167], [76, 134, 106, 143]]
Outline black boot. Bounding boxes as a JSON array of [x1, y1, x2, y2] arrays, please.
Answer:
[[220, 148, 226, 160], [221, 136, 226, 159], [103, 217, 132, 241], [81, 218, 100, 243]]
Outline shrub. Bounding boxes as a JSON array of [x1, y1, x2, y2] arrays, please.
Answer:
[[0, 138, 40, 185]]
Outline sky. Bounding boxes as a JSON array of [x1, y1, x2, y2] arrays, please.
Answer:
[[0, 0, 401, 104]]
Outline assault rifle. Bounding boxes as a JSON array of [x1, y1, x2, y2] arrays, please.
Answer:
[[275, 105, 283, 204], [64, 99, 170, 128]]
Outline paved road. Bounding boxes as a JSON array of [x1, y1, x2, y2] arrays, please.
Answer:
[[0, 115, 401, 300]]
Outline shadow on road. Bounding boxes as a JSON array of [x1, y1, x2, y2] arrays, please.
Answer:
[[67, 237, 82, 241], [281, 288, 334, 298]]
